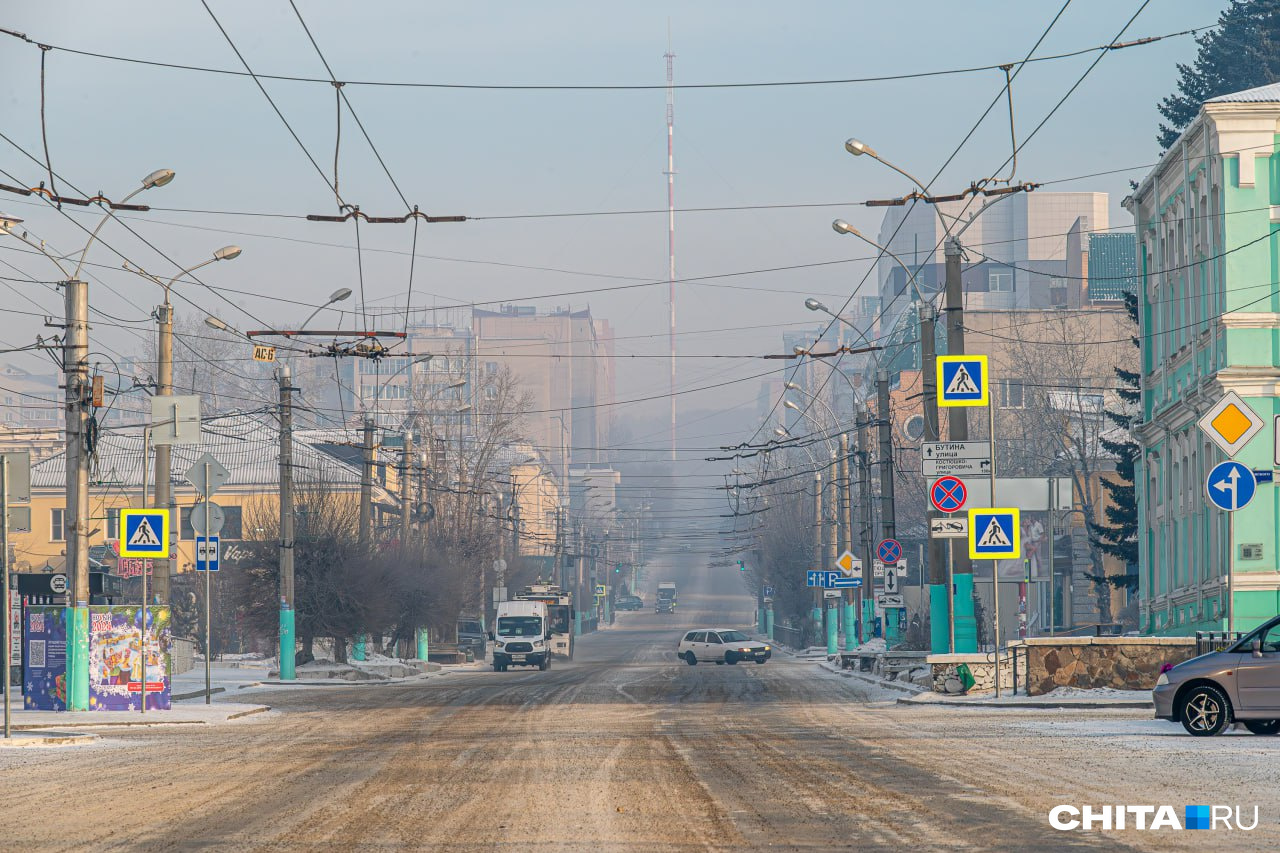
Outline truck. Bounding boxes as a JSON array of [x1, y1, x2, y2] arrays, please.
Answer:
[[655, 581, 677, 614], [490, 599, 552, 672], [515, 584, 574, 660]]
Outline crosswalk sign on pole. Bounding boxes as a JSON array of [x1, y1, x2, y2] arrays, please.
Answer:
[[968, 507, 1020, 560], [119, 508, 170, 558], [937, 355, 989, 407]]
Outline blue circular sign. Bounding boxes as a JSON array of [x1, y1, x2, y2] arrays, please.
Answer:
[[877, 538, 902, 565], [931, 476, 967, 514], [1205, 461, 1257, 512]]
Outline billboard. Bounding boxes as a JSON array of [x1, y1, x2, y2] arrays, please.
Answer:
[[23, 606, 68, 711], [88, 606, 172, 711]]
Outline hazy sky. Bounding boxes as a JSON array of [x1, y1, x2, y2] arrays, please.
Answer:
[[0, 0, 1221, 454]]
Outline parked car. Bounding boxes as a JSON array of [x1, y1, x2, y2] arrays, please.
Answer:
[[677, 629, 771, 665], [457, 619, 486, 659], [615, 595, 643, 611], [1153, 614, 1280, 736]]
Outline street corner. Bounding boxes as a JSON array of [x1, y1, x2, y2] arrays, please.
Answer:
[[0, 731, 100, 749]]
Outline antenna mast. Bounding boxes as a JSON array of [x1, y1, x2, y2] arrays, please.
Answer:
[[665, 28, 677, 464]]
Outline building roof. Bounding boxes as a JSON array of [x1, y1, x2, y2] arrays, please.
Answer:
[[1206, 82, 1280, 104], [31, 414, 367, 491]]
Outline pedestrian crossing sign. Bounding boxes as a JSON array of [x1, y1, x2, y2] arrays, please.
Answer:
[[968, 507, 1019, 559], [119, 508, 169, 558], [937, 355, 989, 407]]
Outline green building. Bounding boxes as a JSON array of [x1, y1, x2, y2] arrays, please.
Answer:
[[1128, 82, 1280, 635]]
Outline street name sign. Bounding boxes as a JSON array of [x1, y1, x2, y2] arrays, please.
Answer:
[[1197, 391, 1263, 458], [921, 441, 992, 477], [937, 355, 989, 407], [1206, 460, 1257, 512], [930, 517, 968, 538], [968, 508, 1021, 560], [118, 509, 169, 558]]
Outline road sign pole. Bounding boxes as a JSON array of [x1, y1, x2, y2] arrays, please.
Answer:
[[140, 427, 148, 718], [1228, 512, 1234, 635], [988, 398, 1002, 698], [204, 462, 212, 705]]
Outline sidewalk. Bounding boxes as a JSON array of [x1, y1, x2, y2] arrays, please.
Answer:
[[899, 687, 1154, 709], [1, 701, 270, 732], [816, 658, 926, 695]]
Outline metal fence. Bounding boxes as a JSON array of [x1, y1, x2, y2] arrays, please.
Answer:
[[1195, 631, 1243, 657], [771, 623, 805, 651]]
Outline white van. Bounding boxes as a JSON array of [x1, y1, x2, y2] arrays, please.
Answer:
[[490, 599, 552, 672]]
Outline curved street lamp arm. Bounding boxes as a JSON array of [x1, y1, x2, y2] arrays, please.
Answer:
[[71, 184, 148, 280]]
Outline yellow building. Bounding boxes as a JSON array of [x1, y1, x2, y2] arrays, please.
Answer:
[[13, 415, 382, 577]]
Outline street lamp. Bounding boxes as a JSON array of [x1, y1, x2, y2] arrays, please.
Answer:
[[299, 287, 354, 331], [73, 168, 175, 279]]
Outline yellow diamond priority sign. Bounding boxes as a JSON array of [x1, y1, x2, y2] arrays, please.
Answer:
[[836, 550, 859, 577], [1197, 391, 1264, 459]]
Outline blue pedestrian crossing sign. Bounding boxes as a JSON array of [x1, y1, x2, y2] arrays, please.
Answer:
[[118, 508, 169, 558], [937, 355, 989, 407], [968, 507, 1020, 560], [1205, 460, 1257, 512]]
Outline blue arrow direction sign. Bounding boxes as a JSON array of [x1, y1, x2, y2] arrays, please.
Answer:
[[1206, 460, 1257, 512], [831, 576, 862, 589]]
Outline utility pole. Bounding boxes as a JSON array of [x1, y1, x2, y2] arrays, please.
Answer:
[[876, 369, 896, 543], [152, 301, 173, 605], [400, 427, 413, 545], [826, 452, 839, 654], [277, 366, 296, 681], [944, 236, 977, 652], [360, 418, 375, 545], [64, 279, 90, 711], [921, 302, 951, 653], [812, 470, 822, 642], [856, 405, 873, 643], [839, 433, 855, 651]]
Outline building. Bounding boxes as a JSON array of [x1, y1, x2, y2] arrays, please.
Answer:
[[0, 365, 62, 429], [1128, 82, 1280, 635], [10, 415, 380, 578], [873, 192, 1110, 339]]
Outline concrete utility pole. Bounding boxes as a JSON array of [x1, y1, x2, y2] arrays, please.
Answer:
[[153, 302, 173, 605], [64, 279, 90, 711], [812, 470, 823, 640], [856, 405, 874, 643], [944, 237, 977, 652], [920, 303, 951, 653], [876, 370, 896, 543], [360, 418, 375, 545], [826, 454, 839, 654], [400, 427, 413, 545], [277, 366, 296, 681], [840, 433, 855, 651]]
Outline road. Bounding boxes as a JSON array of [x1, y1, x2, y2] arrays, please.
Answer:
[[2, 563, 1278, 851]]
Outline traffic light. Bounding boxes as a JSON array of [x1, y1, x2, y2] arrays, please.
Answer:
[[737, 560, 746, 572], [615, 563, 622, 573]]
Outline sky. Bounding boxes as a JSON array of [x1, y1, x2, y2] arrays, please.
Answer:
[[0, 0, 1224, 460]]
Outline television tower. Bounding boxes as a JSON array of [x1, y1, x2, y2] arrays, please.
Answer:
[[665, 32, 677, 463]]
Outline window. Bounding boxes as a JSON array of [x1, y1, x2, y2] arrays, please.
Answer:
[[998, 379, 1024, 409], [484, 386, 497, 401], [988, 269, 1013, 292], [706, 632, 722, 644], [50, 508, 66, 542], [689, 632, 706, 643], [485, 361, 499, 375], [180, 504, 243, 540], [684, 631, 699, 642]]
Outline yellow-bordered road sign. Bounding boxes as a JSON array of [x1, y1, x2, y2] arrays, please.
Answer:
[[119, 508, 169, 558], [937, 355, 989, 407], [968, 507, 1020, 560]]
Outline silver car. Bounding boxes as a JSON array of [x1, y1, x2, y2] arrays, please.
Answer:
[[1153, 615, 1280, 736]]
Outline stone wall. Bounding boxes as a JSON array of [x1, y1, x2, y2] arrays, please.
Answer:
[[1018, 637, 1197, 695], [927, 653, 1014, 694]]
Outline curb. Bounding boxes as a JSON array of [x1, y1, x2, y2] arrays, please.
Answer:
[[819, 662, 925, 695], [172, 686, 227, 701], [7, 704, 272, 729], [897, 696, 1154, 709], [0, 730, 99, 747], [226, 705, 272, 720]]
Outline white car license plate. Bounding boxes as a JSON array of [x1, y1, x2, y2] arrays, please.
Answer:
[[511, 654, 526, 661]]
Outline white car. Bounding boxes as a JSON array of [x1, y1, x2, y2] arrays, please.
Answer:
[[678, 629, 771, 665]]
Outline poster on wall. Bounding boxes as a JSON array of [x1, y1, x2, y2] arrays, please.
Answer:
[[23, 606, 68, 711], [88, 606, 172, 711]]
